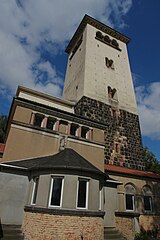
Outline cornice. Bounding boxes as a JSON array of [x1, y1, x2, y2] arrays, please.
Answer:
[[66, 14, 131, 54]]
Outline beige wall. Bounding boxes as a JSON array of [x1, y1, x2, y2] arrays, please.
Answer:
[[67, 139, 104, 171], [2, 126, 59, 161], [13, 106, 32, 124]]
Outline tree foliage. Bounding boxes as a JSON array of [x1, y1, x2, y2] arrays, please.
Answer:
[[0, 115, 7, 143], [143, 147, 160, 174]]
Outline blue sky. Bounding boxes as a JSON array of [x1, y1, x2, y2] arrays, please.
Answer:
[[0, 0, 159, 160]]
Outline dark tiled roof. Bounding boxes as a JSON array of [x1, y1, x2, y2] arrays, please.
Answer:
[[105, 164, 160, 180], [0, 148, 107, 179]]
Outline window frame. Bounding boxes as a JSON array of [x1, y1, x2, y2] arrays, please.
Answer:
[[143, 195, 153, 212], [48, 176, 64, 208], [31, 177, 39, 205], [125, 193, 135, 212], [76, 178, 89, 210]]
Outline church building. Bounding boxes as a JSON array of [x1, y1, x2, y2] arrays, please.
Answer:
[[0, 15, 160, 240]]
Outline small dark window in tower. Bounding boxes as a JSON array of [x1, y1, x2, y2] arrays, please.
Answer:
[[104, 35, 111, 43], [96, 31, 103, 39], [81, 126, 89, 139], [105, 57, 114, 69], [112, 39, 119, 48], [46, 117, 56, 130], [108, 86, 117, 99], [33, 114, 44, 127], [70, 123, 79, 136]]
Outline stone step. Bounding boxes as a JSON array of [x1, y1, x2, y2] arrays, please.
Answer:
[[104, 227, 125, 240], [2, 224, 24, 240]]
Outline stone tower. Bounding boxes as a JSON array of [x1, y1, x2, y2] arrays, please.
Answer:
[[63, 15, 145, 170]]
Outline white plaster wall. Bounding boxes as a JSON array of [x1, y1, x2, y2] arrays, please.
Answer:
[[0, 173, 28, 224], [63, 28, 87, 101], [84, 24, 137, 114]]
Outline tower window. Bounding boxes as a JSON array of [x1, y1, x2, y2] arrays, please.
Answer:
[[108, 86, 117, 99], [96, 31, 103, 39], [105, 57, 114, 69]]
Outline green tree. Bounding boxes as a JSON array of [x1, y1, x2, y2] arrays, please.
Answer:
[[0, 115, 7, 143], [143, 147, 160, 174]]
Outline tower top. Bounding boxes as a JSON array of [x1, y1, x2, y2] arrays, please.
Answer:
[[65, 14, 131, 54]]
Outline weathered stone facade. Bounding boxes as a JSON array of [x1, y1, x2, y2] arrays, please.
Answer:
[[22, 212, 104, 240], [75, 96, 145, 170], [115, 216, 134, 240]]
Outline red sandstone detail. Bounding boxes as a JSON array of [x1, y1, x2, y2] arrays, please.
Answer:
[[0, 144, 5, 154]]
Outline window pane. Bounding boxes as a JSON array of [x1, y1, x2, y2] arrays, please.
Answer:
[[51, 178, 63, 206], [126, 194, 134, 210], [144, 196, 152, 211], [32, 178, 39, 204], [77, 180, 87, 208]]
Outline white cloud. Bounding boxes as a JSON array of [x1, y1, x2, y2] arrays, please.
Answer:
[[0, 0, 132, 100], [136, 82, 160, 140]]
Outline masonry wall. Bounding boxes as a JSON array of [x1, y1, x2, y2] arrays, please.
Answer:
[[115, 216, 134, 240], [22, 212, 104, 240], [75, 96, 145, 170]]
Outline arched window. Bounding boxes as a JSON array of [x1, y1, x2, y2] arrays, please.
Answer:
[[125, 183, 136, 211], [142, 185, 153, 212]]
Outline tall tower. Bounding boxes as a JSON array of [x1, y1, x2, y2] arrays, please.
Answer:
[[63, 15, 145, 170]]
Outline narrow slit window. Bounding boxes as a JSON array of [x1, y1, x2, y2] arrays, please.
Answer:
[[77, 179, 89, 209], [49, 177, 64, 207], [31, 177, 39, 205]]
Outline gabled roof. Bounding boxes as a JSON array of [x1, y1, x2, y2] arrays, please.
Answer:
[[105, 164, 160, 180], [0, 148, 107, 180]]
